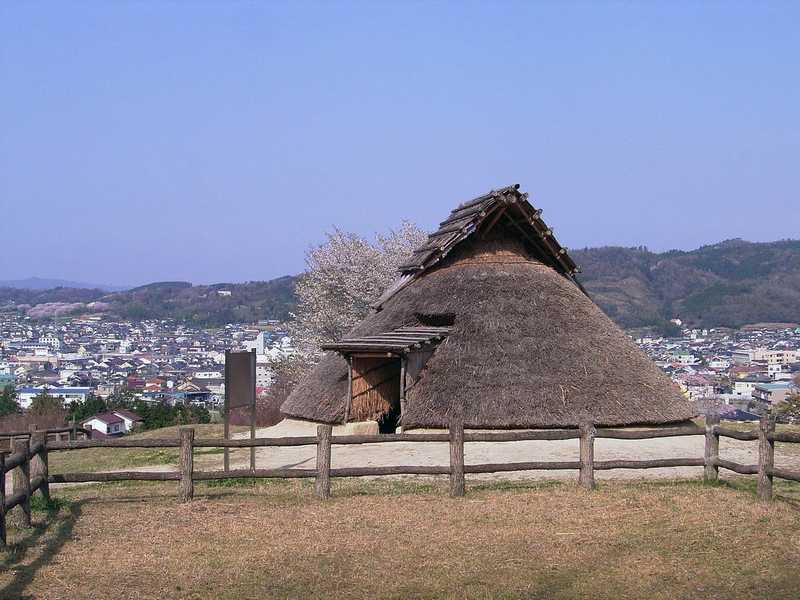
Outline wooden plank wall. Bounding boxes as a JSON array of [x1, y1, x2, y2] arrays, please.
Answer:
[[349, 357, 400, 422]]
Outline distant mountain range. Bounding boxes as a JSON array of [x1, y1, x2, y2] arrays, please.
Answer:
[[3, 239, 799, 330], [0, 277, 129, 292]]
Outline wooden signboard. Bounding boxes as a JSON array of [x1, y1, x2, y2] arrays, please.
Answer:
[[224, 349, 257, 471]]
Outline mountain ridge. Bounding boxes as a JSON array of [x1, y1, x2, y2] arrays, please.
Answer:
[[3, 238, 799, 329], [571, 238, 800, 331]]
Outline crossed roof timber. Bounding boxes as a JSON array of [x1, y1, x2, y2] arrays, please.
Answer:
[[374, 185, 586, 309]]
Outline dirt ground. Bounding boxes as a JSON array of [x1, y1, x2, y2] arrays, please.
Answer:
[[212, 419, 800, 481]]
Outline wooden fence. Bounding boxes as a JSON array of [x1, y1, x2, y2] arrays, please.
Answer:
[[1, 423, 93, 451], [2, 414, 800, 546]]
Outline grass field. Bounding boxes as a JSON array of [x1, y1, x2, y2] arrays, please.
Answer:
[[2, 477, 800, 599], [47, 424, 249, 474]]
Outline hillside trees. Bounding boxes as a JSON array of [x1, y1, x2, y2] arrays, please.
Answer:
[[29, 391, 63, 415], [0, 385, 21, 417], [67, 393, 108, 422], [775, 374, 800, 423], [128, 400, 210, 430]]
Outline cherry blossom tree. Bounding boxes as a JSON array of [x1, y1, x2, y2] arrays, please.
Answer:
[[290, 221, 427, 360]]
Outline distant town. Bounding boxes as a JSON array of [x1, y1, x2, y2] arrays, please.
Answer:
[[0, 313, 296, 434], [1, 312, 798, 433], [635, 320, 800, 419]]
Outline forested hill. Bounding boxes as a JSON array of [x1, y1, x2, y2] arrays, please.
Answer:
[[108, 278, 298, 324], [0, 276, 298, 326], [571, 239, 800, 331], [3, 239, 800, 330]]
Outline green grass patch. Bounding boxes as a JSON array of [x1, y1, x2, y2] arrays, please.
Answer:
[[203, 477, 260, 488], [47, 423, 247, 474], [195, 447, 225, 455], [30, 494, 69, 514]]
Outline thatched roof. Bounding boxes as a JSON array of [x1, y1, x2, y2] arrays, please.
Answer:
[[281, 185, 693, 429]]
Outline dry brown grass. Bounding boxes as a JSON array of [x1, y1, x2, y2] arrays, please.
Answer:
[[2, 478, 800, 599]]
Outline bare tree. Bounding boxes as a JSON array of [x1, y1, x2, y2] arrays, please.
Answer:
[[290, 221, 427, 360]]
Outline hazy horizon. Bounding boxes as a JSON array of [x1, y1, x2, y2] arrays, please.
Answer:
[[3, 3, 798, 285], [4, 235, 798, 290]]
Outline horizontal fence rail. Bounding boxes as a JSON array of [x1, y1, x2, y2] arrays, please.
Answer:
[[594, 425, 704, 439], [1, 424, 92, 453], [0, 425, 92, 439], [715, 427, 759, 441], [3, 413, 800, 546]]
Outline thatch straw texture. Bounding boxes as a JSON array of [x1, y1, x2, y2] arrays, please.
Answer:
[[282, 236, 693, 429]]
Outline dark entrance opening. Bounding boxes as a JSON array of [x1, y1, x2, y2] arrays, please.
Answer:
[[377, 404, 400, 433]]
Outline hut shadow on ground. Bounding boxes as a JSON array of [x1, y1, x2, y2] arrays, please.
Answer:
[[0, 499, 84, 600]]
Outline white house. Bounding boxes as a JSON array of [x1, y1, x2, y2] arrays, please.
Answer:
[[16, 386, 92, 409], [256, 357, 274, 390], [708, 358, 731, 370], [82, 409, 143, 437], [111, 409, 144, 432], [768, 363, 783, 379], [671, 352, 698, 366], [194, 371, 223, 379], [733, 377, 769, 398], [82, 412, 125, 437], [39, 333, 61, 351]]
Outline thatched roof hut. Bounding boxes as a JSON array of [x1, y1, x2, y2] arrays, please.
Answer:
[[281, 184, 693, 430]]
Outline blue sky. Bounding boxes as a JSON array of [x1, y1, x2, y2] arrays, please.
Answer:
[[1, 1, 798, 286]]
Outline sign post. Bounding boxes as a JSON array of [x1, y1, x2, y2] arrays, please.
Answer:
[[224, 349, 257, 472]]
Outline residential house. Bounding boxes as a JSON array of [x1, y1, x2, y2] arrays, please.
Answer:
[[16, 386, 92, 409], [82, 409, 143, 437], [733, 376, 771, 398], [753, 382, 797, 406], [82, 412, 125, 438]]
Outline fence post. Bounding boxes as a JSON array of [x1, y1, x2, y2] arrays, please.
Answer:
[[757, 414, 775, 501], [1, 451, 7, 546], [315, 424, 332, 499], [449, 417, 465, 497], [30, 431, 50, 503], [12, 439, 31, 528], [579, 422, 595, 490], [178, 427, 194, 502], [704, 411, 720, 482]]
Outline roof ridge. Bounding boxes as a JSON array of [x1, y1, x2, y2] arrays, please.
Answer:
[[379, 184, 583, 308]]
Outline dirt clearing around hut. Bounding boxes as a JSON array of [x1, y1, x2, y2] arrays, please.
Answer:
[[3, 478, 800, 599], [209, 419, 800, 481]]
